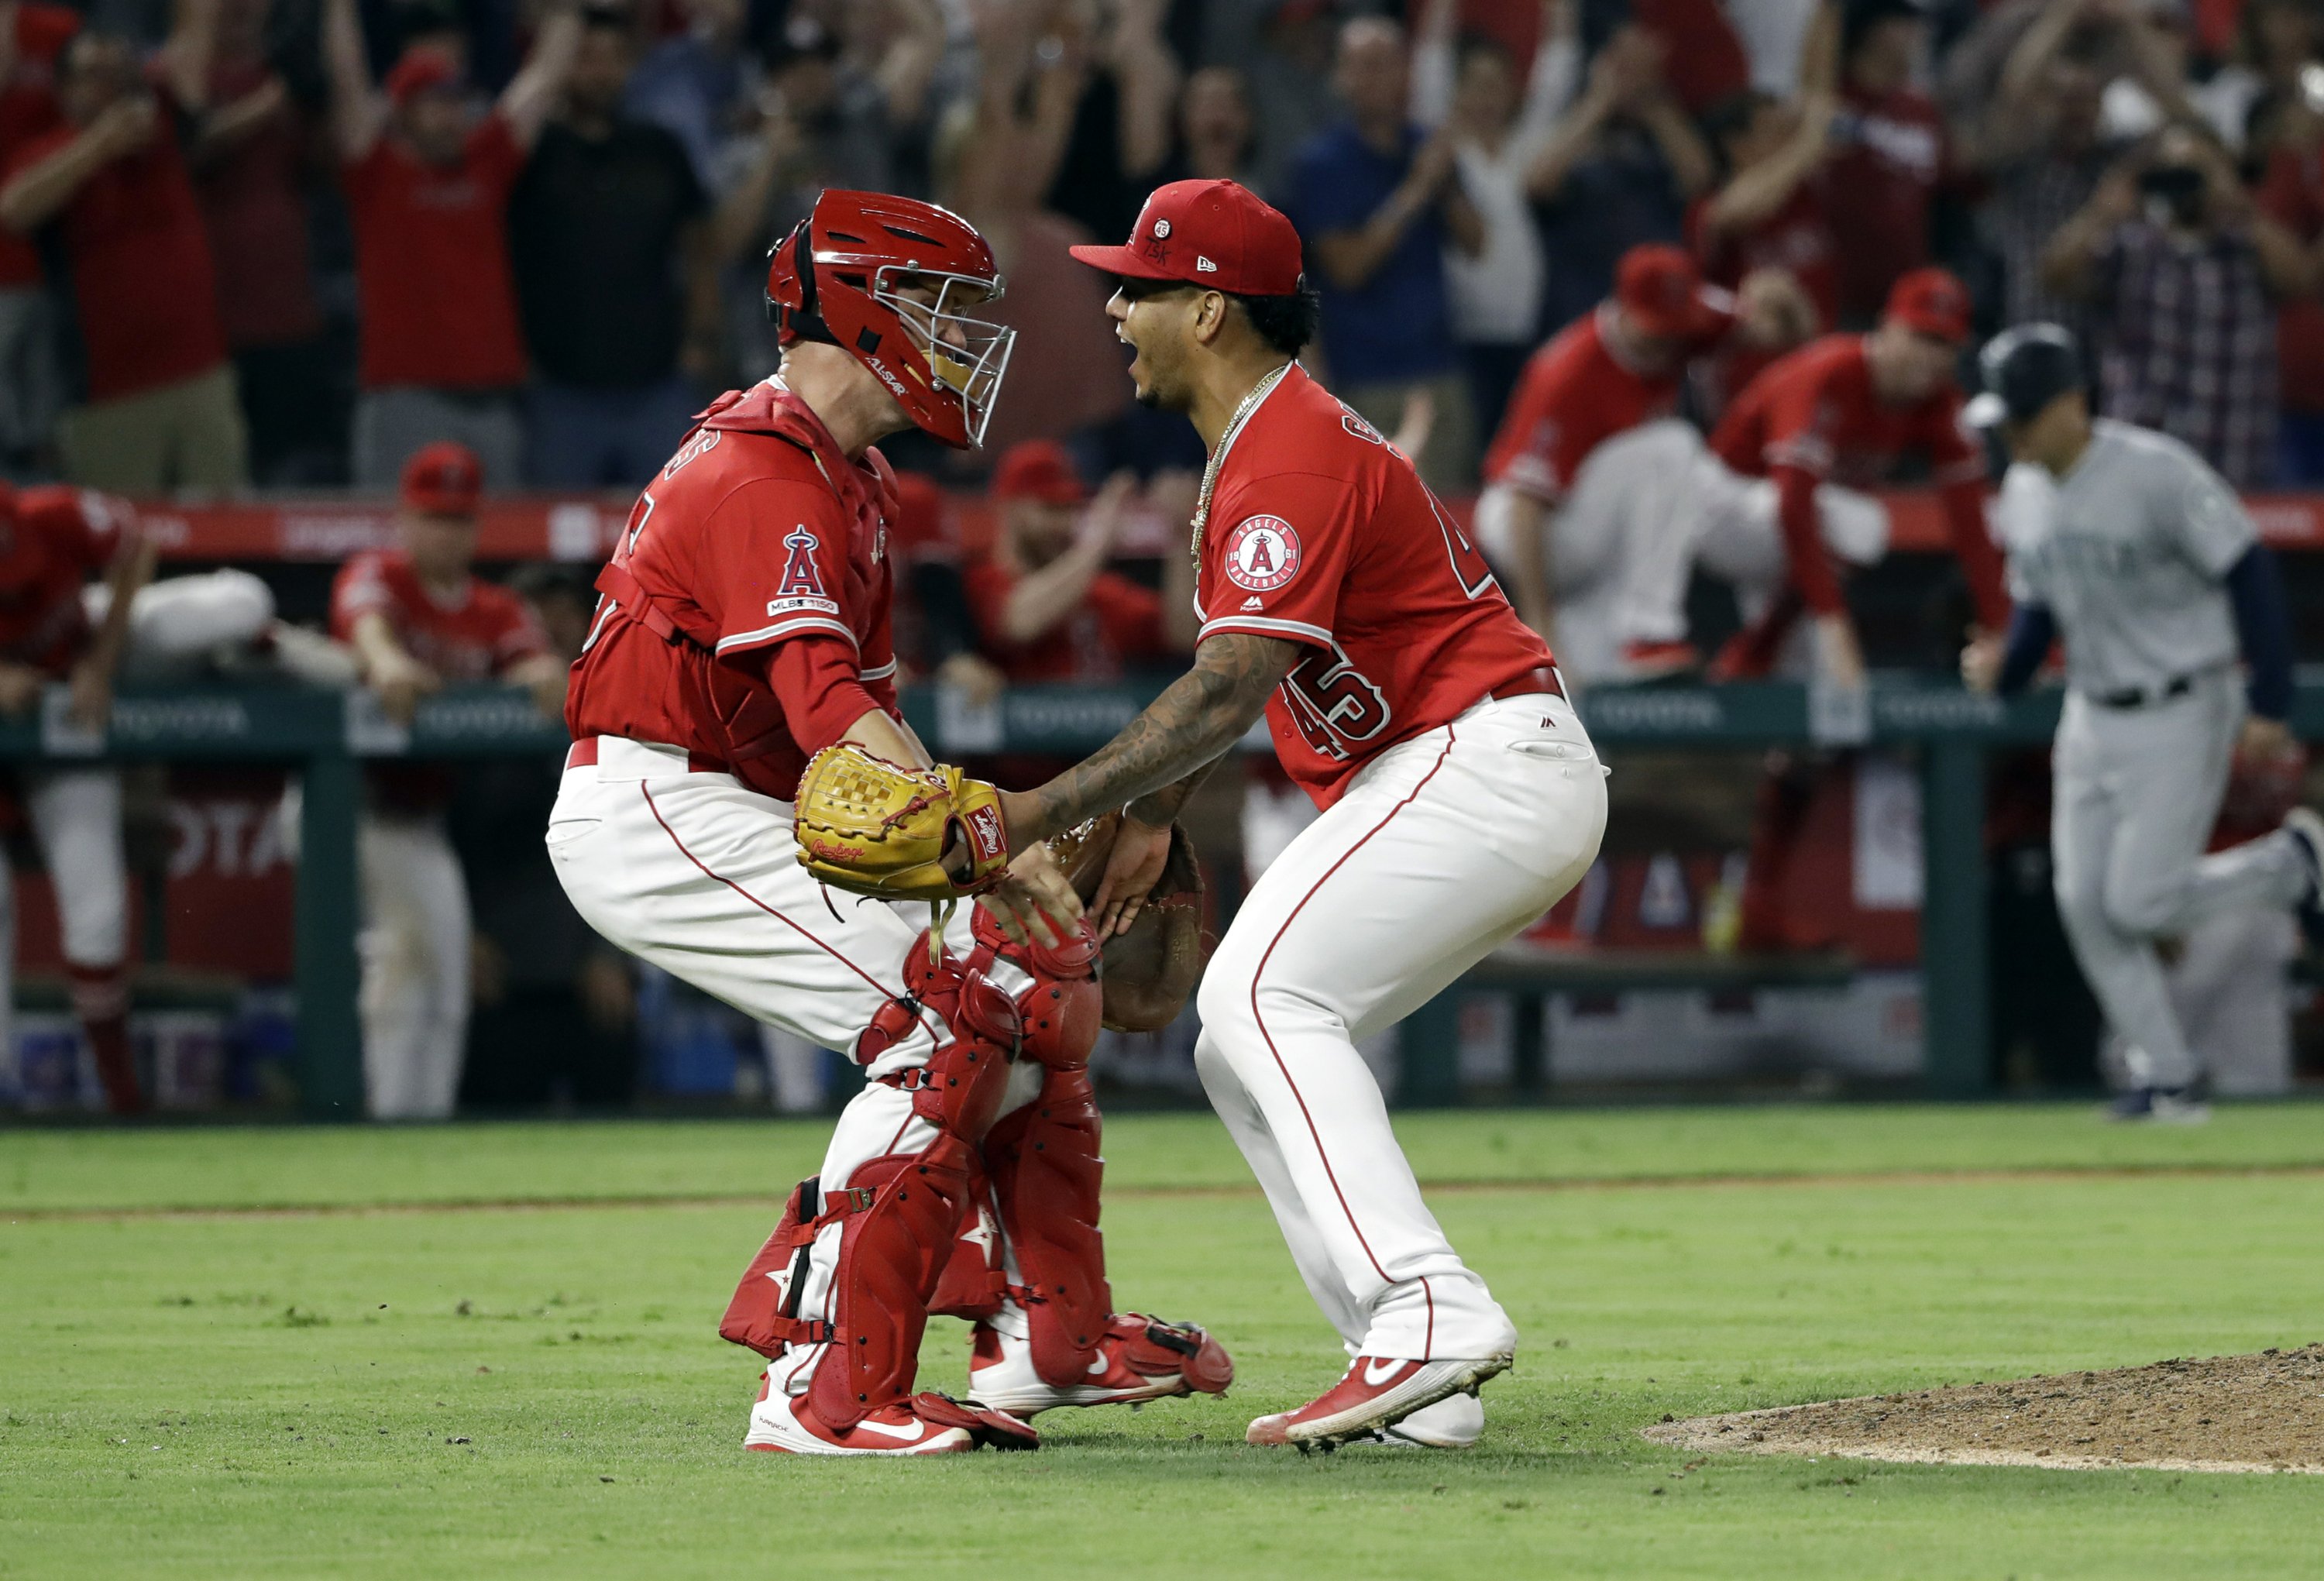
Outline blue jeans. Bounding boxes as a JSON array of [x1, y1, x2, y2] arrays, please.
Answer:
[[527, 376, 702, 488]]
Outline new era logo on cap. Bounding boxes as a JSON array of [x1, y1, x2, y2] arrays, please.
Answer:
[[1068, 179, 1304, 297]]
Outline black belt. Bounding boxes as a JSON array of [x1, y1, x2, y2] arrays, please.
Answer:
[[2089, 675, 2195, 710]]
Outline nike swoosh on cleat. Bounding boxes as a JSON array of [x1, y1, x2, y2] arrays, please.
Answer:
[[852, 1419, 929, 1442], [1088, 1355, 1112, 1375], [1362, 1358, 1409, 1387]]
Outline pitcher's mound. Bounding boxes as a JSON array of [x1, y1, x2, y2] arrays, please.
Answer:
[[1643, 1346, 2324, 1473]]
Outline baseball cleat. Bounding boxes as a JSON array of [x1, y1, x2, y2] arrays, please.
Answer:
[[1343, 1390, 1484, 1449], [1246, 1353, 1512, 1450], [965, 1315, 1234, 1416], [2281, 808, 2324, 949], [744, 1380, 1037, 1456], [2106, 1085, 2210, 1125]]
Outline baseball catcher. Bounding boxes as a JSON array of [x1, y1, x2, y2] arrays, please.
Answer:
[[547, 190, 1229, 1456]]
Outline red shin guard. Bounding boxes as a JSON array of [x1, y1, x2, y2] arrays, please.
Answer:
[[982, 1063, 1112, 1386]]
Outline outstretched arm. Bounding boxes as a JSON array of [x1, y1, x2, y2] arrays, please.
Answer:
[[1001, 631, 1299, 847]]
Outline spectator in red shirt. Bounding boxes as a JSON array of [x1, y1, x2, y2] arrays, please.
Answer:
[[322, 0, 579, 490], [964, 440, 1195, 686], [2257, 104, 2324, 483], [0, 22, 256, 491], [1818, 0, 1951, 326], [0, 2, 79, 467], [330, 442, 566, 1119], [191, 0, 332, 486]]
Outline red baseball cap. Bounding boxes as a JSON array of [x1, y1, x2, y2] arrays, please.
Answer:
[[1882, 266, 1973, 344], [384, 47, 462, 108], [1614, 245, 1733, 341], [400, 441, 483, 518], [1068, 179, 1304, 297], [991, 440, 1087, 506]]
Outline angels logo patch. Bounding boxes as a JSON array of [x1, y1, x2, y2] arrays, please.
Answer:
[[766, 526, 841, 617], [1221, 515, 1301, 593]]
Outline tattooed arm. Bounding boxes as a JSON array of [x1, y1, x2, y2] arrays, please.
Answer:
[[999, 633, 1299, 847]]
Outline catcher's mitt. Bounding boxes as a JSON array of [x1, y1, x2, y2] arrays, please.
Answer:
[[793, 744, 1010, 901], [1049, 813, 1210, 1033]]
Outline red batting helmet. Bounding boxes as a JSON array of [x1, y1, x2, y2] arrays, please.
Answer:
[[765, 190, 1016, 449]]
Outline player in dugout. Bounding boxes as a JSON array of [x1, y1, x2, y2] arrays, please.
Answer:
[[331, 443, 567, 1121]]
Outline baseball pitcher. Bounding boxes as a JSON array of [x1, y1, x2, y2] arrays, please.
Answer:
[[1961, 324, 2323, 1122], [1035, 180, 1605, 1449], [548, 191, 1231, 1456]]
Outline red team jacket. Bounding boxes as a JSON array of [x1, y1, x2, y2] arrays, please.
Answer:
[[0, 486, 130, 675], [1482, 308, 1688, 504], [1198, 366, 1554, 809], [565, 381, 902, 803], [1709, 334, 2007, 628]]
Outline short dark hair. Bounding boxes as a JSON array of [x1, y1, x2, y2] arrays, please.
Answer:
[[1233, 283, 1322, 356], [1842, 0, 1925, 59]]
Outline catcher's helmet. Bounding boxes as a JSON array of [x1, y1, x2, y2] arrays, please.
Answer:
[[766, 191, 1015, 449]]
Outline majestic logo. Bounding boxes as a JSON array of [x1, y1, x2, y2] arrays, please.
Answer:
[[1241, 594, 1264, 610], [776, 528, 827, 599], [1221, 515, 1301, 593]]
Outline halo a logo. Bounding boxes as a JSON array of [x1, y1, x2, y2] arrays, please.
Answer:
[[1222, 515, 1301, 593]]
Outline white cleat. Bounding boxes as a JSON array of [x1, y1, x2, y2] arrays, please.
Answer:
[[743, 1374, 1035, 1456], [1346, 1390, 1484, 1449], [965, 1315, 1234, 1417]]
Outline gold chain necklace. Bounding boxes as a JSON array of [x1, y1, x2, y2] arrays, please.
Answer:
[[1188, 363, 1293, 570]]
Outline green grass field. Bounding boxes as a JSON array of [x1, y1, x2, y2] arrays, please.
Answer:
[[6, 1104, 2324, 1579]]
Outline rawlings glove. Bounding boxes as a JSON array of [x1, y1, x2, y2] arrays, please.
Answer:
[[1049, 813, 1209, 1033], [793, 744, 1011, 902]]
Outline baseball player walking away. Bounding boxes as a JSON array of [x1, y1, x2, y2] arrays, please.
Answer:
[[547, 191, 1232, 1456], [1961, 324, 2324, 1123], [331, 444, 567, 1119], [993, 178, 1610, 1451]]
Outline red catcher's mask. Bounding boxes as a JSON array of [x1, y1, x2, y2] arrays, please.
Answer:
[[765, 190, 1016, 450]]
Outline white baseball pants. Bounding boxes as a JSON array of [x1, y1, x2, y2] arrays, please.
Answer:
[[2051, 675, 2309, 1092], [545, 737, 1047, 1393], [1195, 693, 1607, 1361], [358, 814, 472, 1119], [1474, 421, 1888, 683]]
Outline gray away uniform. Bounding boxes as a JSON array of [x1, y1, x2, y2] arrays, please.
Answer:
[[1997, 419, 2309, 1090]]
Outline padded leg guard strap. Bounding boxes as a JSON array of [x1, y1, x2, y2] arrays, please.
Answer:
[[983, 1063, 1113, 1387]]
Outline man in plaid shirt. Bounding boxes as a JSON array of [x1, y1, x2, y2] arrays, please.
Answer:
[[2041, 125, 2309, 489]]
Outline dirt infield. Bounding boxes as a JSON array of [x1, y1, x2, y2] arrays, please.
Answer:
[[1644, 1346, 2324, 1473]]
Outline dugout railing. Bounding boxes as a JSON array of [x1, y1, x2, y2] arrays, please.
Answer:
[[21, 669, 2300, 1115]]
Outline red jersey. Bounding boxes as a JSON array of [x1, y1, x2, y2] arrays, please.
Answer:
[[11, 108, 226, 402], [564, 381, 901, 803], [2260, 143, 2324, 415], [1198, 364, 1552, 809], [342, 117, 528, 390], [1710, 335, 2005, 627], [329, 548, 548, 679], [0, 485, 126, 673], [962, 560, 1167, 684], [1481, 308, 1684, 502], [0, 3, 77, 290], [1819, 89, 1947, 325]]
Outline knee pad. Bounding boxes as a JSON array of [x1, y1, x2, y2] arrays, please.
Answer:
[[982, 1063, 1112, 1386], [969, 906, 1102, 1071]]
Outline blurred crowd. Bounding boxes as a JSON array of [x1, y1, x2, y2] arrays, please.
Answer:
[[2, 0, 2323, 500]]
